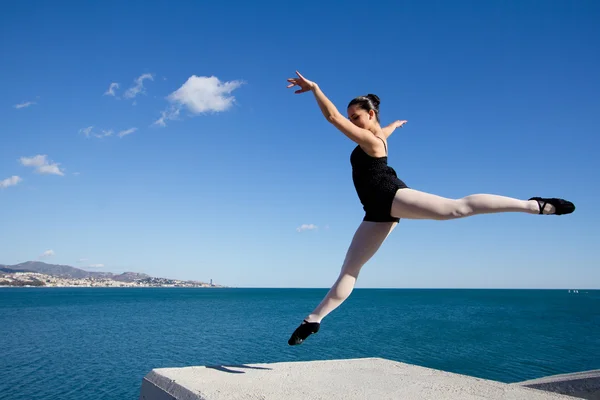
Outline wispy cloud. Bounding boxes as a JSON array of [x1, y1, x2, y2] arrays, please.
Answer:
[[79, 126, 94, 137], [0, 175, 22, 189], [153, 75, 244, 127], [40, 249, 55, 258], [79, 259, 103, 268], [14, 100, 36, 109], [104, 82, 119, 97], [19, 155, 65, 176], [118, 127, 137, 138], [297, 224, 318, 232], [124, 73, 154, 99], [98, 130, 113, 138], [153, 107, 180, 127], [80, 126, 136, 139], [79, 126, 114, 139]]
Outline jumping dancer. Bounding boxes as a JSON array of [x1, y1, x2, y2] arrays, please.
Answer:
[[285, 71, 575, 345]]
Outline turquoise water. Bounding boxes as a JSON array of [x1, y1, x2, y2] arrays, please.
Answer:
[[1, 288, 598, 399]]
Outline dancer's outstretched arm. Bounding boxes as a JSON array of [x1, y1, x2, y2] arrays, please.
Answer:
[[382, 120, 407, 139], [286, 71, 379, 149]]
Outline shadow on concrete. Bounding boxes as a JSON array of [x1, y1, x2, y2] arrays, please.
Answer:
[[205, 364, 273, 374]]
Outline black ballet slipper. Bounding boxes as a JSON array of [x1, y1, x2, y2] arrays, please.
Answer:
[[529, 197, 575, 215], [287, 319, 320, 346]]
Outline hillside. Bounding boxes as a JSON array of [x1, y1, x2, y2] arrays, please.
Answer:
[[3, 261, 158, 282]]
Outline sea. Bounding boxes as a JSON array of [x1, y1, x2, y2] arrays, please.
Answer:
[[1, 287, 599, 400]]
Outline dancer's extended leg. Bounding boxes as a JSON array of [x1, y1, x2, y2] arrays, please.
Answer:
[[287, 220, 397, 345], [390, 189, 575, 220]]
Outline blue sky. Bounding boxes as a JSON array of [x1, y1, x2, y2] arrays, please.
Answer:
[[1, 0, 598, 289]]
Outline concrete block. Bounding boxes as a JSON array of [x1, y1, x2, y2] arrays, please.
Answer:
[[516, 369, 600, 400], [139, 357, 584, 400]]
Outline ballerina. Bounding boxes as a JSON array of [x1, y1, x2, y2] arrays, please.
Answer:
[[285, 71, 575, 345]]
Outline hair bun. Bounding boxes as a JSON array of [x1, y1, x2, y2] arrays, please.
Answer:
[[366, 94, 380, 108]]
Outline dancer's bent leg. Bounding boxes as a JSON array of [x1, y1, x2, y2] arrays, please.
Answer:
[[287, 220, 397, 345], [390, 188, 572, 220], [307, 221, 397, 322]]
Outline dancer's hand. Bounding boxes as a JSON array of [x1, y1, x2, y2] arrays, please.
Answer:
[[393, 120, 407, 129], [286, 71, 316, 94], [383, 120, 407, 138]]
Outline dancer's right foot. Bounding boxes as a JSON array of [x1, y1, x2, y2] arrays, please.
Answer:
[[288, 319, 320, 346], [529, 197, 575, 215]]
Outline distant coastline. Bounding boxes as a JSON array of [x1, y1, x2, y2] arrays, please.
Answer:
[[0, 271, 224, 288], [0, 261, 224, 288]]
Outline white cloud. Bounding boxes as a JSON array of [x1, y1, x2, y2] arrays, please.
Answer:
[[153, 106, 180, 127], [168, 75, 244, 113], [14, 101, 36, 109], [1, 176, 22, 189], [77, 258, 88, 263], [104, 82, 119, 97], [40, 249, 55, 258], [89, 264, 104, 268], [153, 75, 244, 127], [79, 126, 114, 139], [19, 155, 65, 176], [124, 73, 154, 99], [297, 224, 318, 232], [37, 164, 65, 175], [118, 127, 137, 138], [79, 126, 93, 137], [20, 155, 46, 167]]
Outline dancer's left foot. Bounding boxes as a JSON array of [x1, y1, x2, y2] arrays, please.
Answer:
[[288, 319, 320, 345], [529, 197, 575, 215]]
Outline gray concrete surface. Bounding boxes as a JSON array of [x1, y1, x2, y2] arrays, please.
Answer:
[[515, 369, 600, 400], [138, 357, 585, 400]]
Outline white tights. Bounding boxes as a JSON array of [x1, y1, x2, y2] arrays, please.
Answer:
[[305, 189, 549, 323]]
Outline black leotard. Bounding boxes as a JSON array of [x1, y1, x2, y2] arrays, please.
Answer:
[[350, 137, 408, 222]]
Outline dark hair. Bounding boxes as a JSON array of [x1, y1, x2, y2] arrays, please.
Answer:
[[347, 94, 381, 121]]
